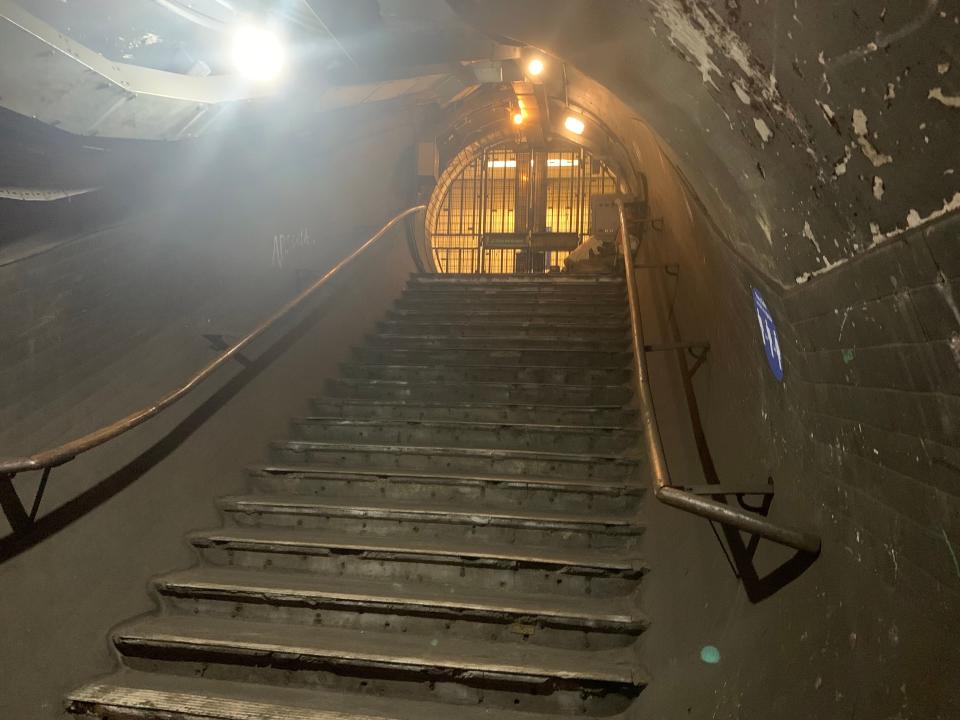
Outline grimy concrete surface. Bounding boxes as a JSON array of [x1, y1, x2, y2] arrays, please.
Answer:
[[2, 1, 959, 716], [0, 103, 421, 718], [0, 233, 415, 719]]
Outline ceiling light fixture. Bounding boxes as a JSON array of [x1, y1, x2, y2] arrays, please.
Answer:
[[563, 115, 585, 135], [231, 24, 285, 83], [527, 58, 545, 77]]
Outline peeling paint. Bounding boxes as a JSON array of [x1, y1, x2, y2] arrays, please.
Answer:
[[870, 191, 960, 245], [872, 176, 885, 200], [651, 0, 802, 132], [937, 62, 951, 75], [852, 109, 893, 167], [652, 0, 722, 86], [928, 87, 960, 107], [833, 146, 852, 177], [825, 0, 939, 69], [754, 117, 773, 142], [732, 79, 752, 105]]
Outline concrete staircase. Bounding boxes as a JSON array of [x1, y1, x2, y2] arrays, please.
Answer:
[[68, 273, 649, 720]]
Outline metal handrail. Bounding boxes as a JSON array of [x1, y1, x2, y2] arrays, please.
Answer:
[[0, 205, 426, 478], [616, 199, 821, 554]]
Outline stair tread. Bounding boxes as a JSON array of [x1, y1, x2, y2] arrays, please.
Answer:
[[277, 440, 641, 463], [295, 416, 635, 434], [70, 671, 609, 720], [156, 566, 645, 626], [370, 333, 627, 344], [190, 526, 645, 571], [343, 362, 627, 371], [219, 493, 641, 527], [310, 397, 631, 411], [114, 615, 644, 685], [330, 378, 629, 392], [253, 465, 644, 493]]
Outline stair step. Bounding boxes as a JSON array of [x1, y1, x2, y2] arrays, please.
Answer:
[[248, 466, 643, 514], [377, 320, 627, 339], [339, 363, 630, 386], [410, 273, 622, 285], [340, 362, 629, 386], [219, 495, 640, 529], [387, 306, 627, 321], [324, 378, 632, 405], [385, 313, 627, 329], [352, 346, 631, 367], [69, 672, 596, 720], [269, 441, 641, 481], [112, 615, 645, 687], [218, 494, 643, 548], [395, 296, 626, 312], [190, 526, 645, 575], [290, 417, 638, 453], [309, 397, 638, 426], [155, 566, 646, 630], [366, 333, 629, 351]]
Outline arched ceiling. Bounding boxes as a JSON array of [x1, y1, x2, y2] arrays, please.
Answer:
[[1, 0, 957, 286], [445, 0, 960, 286]]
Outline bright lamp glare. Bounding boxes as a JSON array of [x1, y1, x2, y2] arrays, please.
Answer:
[[564, 115, 585, 135], [512, 111, 524, 125], [232, 25, 285, 82], [527, 58, 545, 76]]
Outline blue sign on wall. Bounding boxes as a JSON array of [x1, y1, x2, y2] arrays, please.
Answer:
[[752, 287, 783, 381]]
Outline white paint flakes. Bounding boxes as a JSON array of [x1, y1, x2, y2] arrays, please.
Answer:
[[938, 62, 951, 75], [872, 176, 885, 200], [652, 1, 722, 87], [732, 79, 752, 105], [754, 117, 773, 142], [803, 221, 820, 251], [870, 192, 960, 245], [794, 221, 849, 283], [816, 100, 836, 124], [651, 0, 802, 131], [833, 146, 852, 177], [929, 87, 960, 107], [852, 109, 893, 166], [883, 83, 896, 100]]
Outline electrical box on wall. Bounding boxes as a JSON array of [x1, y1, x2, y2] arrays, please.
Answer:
[[590, 195, 622, 235]]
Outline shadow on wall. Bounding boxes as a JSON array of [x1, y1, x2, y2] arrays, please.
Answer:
[[0, 270, 352, 563]]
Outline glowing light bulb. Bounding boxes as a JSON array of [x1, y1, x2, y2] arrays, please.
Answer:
[[563, 115, 585, 135], [231, 25, 285, 83], [527, 58, 545, 76], [512, 111, 524, 125]]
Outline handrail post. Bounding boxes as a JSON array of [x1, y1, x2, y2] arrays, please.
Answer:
[[615, 198, 820, 555]]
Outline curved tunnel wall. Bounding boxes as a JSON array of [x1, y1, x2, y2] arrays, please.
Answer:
[[446, 2, 960, 716], [0, 1, 957, 716]]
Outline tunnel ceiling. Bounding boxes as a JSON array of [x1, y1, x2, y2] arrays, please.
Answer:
[[444, 0, 960, 288], [3, 0, 958, 288]]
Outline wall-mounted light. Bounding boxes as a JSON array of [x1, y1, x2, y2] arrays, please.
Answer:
[[231, 24, 285, 83], [512, 111, 525, 126], [527, 58, 545, 77], [563, 115, 585, 135]]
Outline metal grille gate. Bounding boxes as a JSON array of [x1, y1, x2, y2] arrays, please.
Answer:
[[430, 143, 619, 274]]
